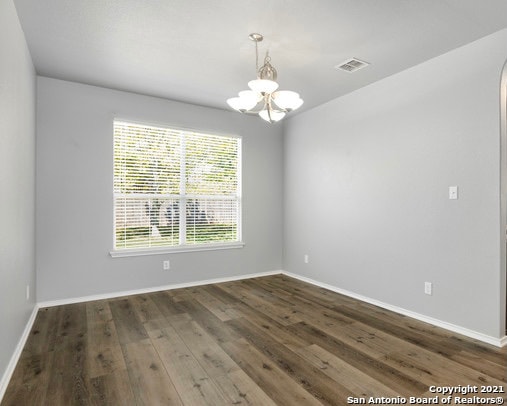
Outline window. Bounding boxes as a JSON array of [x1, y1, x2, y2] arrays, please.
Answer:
[[112, 121, 242, 255]]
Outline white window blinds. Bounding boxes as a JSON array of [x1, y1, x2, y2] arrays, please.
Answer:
[[113, 121, 241, 251]]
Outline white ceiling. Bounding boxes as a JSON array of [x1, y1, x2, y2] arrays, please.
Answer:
[[13, 0, 507, 114]]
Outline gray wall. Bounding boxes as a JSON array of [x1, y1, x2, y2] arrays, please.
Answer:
[[0, 0, 36, 386], [36, 77, 283, 302], [283, 29, 507, 338]]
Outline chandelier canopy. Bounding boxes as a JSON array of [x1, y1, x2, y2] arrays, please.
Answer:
[[227, 33, 303, 123]]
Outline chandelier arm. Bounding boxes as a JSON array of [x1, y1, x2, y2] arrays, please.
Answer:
[[235, 97, 267, 115], [266, 94, 274, 123]]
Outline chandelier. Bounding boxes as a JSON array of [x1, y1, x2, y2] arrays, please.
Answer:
[[227, 33, 303, 123]]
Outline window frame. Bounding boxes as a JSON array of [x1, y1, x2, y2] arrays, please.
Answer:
[[110, 119, 244, 258]]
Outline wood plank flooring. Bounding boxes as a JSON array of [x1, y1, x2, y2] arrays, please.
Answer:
[[2, 275, 506, 405]]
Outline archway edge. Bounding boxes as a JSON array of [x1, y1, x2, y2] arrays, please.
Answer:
[[499, 59, 507, 339]]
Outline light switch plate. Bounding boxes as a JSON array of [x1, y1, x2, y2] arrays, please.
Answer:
[[449, 186, 458, 200]]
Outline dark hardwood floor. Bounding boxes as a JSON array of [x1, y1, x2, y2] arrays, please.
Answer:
[[2, 275, 506, 405]]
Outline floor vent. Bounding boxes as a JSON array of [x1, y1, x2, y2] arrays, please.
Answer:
[[335, 58, 370, 72]]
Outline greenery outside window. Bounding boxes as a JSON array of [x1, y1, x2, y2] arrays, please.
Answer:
[[112, 121, 242, 255]]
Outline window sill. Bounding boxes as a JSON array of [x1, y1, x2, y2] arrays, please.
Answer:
[[110, 242, 245, 258]]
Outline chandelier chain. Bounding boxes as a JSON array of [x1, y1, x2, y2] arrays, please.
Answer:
[[255, 40, 259, 77]]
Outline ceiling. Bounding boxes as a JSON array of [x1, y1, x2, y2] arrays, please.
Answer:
[[13, 0, 507, 115]]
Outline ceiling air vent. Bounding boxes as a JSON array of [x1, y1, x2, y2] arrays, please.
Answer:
[[335, 58, 370, 72]]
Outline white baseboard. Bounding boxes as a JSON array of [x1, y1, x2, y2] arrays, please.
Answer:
[[0, 305, 39, 403], [283, 271, 506, 348], [37, 270, 284, 308]]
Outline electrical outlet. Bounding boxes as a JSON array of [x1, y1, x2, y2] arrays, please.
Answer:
[[163, 260, 170, 270], [304, 254, 309, 264], [424, 282, 432, 295], [26, 285, 30, 301], [449, 186, 458, 200]]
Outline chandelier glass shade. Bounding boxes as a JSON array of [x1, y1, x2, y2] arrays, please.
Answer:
[[227, 33, 303, 123]]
